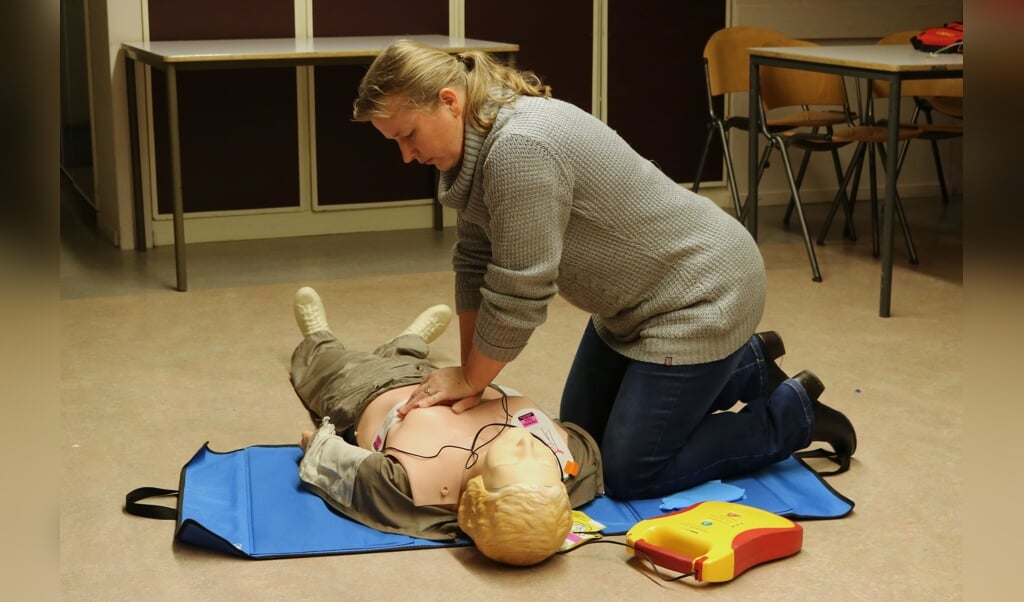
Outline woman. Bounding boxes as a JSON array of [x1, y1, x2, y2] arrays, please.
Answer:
[[352, 39, 854, 499]]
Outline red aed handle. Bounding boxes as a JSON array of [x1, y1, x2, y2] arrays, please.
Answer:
[[632, 539, 699, 575]]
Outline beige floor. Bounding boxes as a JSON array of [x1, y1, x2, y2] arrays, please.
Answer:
[[60, 178, 963, 601]]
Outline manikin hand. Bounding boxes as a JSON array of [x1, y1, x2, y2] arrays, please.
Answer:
[[399, 366, 483, 416], [299, 430, 315, 452]]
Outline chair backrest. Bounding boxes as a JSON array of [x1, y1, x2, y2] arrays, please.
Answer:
[[757, 38, 850, 112], [928, 96, 963, 118], [703, 26, 791, 97], [872, 30, 964, 100]]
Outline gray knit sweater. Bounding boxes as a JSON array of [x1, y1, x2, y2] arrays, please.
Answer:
[[437, 95, 766, 366]]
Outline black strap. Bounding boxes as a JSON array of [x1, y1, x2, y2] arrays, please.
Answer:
[[125, 487, 179, 520], [794, 448, 851, 476]]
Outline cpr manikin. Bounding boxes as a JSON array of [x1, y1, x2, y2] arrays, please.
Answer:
[[290, 287, 603, 566]]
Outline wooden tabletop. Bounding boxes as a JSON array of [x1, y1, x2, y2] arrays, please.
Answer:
[[750, 44, 963, 74], [122, 34, 519, 66]]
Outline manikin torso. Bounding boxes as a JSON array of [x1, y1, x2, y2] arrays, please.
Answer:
[[355, 384, 568, 509]]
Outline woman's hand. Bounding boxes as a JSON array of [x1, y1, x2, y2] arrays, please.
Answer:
[[400, 366, 483, 416]]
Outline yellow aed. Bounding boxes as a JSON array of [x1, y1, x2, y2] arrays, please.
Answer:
[[625, 501, 803, 582]]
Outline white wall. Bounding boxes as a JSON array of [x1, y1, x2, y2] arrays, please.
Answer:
[[733, 0, 961, 40], [88, 0, 145, 249]]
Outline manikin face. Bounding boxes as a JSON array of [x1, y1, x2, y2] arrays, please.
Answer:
[[481, 428, 562, 490], [370, 88, 466, 171]]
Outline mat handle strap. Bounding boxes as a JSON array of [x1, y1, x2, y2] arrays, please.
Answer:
[[794, 448, 851, 476], [124, 487, 179, 520]]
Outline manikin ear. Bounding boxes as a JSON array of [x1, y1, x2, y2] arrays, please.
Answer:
[[438, 87, 462, 117]]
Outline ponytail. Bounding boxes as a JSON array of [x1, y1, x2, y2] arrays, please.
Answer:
[[353, 39, 551, 133]]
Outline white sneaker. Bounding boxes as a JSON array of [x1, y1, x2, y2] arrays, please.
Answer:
[[399, 304, 453, 343], [294, 287, 331, 337]]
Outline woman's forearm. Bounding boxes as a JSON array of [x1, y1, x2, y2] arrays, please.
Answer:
[[458, 310, 477, 365]]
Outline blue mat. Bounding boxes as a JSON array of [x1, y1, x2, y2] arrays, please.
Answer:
[[167, 443, 853, 559]]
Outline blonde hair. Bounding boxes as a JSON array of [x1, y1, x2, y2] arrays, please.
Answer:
[[457, 475, 572, 567], [353, 38, 551, 133]]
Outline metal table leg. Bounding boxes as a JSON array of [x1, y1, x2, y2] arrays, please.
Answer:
[[166, 65, 187, 291], [879, 77, 901, 317]]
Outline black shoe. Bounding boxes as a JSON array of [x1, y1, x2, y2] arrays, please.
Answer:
[[794, 370, 857, 474], [793, 369, 825, 401], [812, 400, 857, 458], [755, 331, 788, 393], [754, 331, 786, 361]]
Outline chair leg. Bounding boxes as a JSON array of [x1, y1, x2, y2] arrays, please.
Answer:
[[922, 107, 951, 206], [693, 121, 745, 220], [818, 142, 866, 245], [876, 145, 920, 265], [691, 124, 715, 194], [868, 142, 881, 258], [893, 191, 920, 265], [782, 149, 813, 227], [899, 106, 951, 206], [828, 147, 858, 241], [773, 137, 823, 282], [928, 138, 951, 206], [841, 146, 867, 242], [716, 126, 744, 218], [738, 143, 776, 225], [783, 126, 830, 227]]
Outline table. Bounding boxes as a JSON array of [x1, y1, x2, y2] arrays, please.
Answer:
[[747, 45, 963, 317], [123, 35, 519, 292]]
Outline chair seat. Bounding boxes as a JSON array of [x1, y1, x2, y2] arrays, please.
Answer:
[[781, 131, 851, 151], [723, 115, 795, 135], [770, 110, 851, 129], [912, 124, 963, 141], [830, 125, 921, 144], [877, 120, 963, 140], [927, 96, 963, 118]]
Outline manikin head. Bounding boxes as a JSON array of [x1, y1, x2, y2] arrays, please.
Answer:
[[457, 427, 572, 566]]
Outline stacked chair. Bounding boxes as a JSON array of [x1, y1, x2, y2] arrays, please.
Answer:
[[756, 38, 922, 275], [873, 30, 964, 207]]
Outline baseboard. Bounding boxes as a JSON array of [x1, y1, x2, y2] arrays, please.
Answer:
[[150, 200, 450, 246], [147, 183, 948, 247]]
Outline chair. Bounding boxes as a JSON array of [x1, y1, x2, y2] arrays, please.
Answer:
[[816, 31, 961, 263], [692, 26, 850, 219], [873, 30, 964, 206], [758, 38, 922, 276], [754, 39, 856, 281]]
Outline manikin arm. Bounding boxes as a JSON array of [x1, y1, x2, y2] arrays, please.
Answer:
[[298, 418, 372, 508], [297, 418, 460, 541]]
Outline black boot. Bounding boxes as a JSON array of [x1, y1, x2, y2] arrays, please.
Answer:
[[754, 331, 785, 361], [755, 331, 789, 393], [794, 370, 857, 475]]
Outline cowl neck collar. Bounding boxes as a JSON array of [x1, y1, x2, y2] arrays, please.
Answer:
[[437, 97, 512, 211]]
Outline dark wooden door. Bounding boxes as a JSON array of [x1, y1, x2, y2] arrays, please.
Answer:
[[606, 2, 725, 183], [310, 0, 447, 206], [148, 0, 300, 215], [466, 0, 594, 113]]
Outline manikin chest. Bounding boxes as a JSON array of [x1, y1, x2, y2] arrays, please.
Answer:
[[356, 386, 567, 508]]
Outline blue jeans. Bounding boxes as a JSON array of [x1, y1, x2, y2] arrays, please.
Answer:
[[559, 320, 814, 499]]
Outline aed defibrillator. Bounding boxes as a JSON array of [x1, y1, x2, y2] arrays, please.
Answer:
[[625, 501, 803, 582]]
